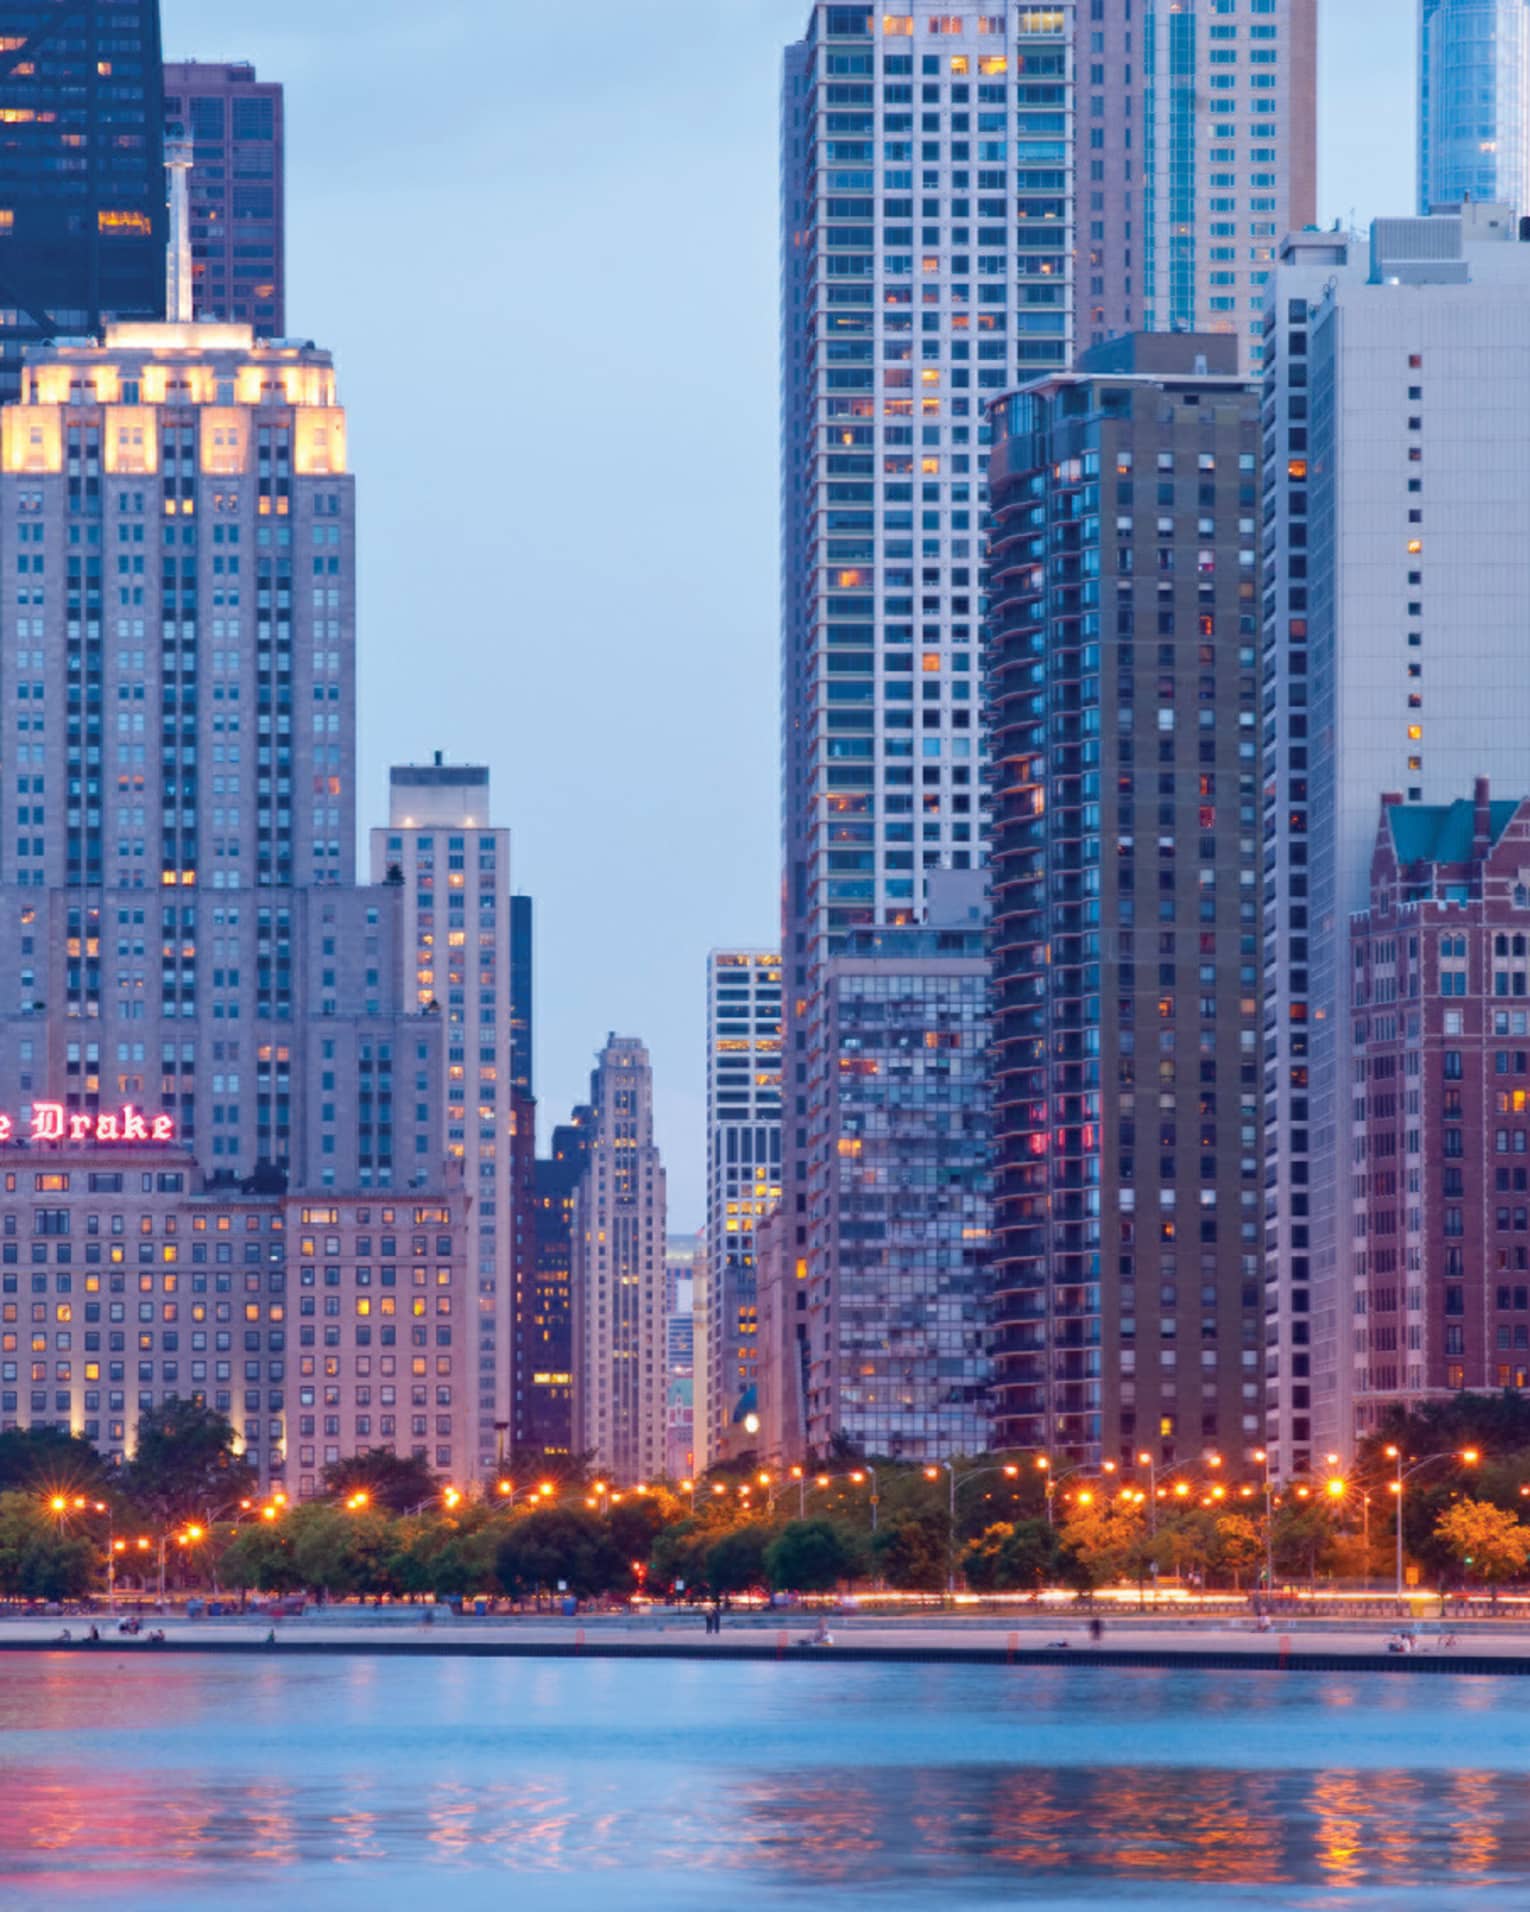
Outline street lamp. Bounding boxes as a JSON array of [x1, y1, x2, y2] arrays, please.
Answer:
[[847, 1465, 879, 1532], [925, 1460, 1023, 1599], [1385, 1444, 1477, 1610], [1036, 1456, 1101, 1529]]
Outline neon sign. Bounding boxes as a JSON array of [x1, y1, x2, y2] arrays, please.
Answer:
[[2, 1104, 176, 1146]]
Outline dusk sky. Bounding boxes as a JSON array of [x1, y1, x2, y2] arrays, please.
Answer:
[[161, 0, 1415, 1226]]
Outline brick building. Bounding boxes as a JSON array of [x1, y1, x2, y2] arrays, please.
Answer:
[[1351, 781, 1530, 1430]]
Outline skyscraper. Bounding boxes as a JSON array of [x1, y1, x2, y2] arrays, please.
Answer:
[[370, 758, 514, 1480], [807, 872, 993, 1460], [162, 62, 285, 333], [779, 0, 1074, 1459], [524, 1109, 590, 1467], [1420, 0, 1530, 215], [665, 1234, 698, 1481], [702, 949, 780, 1467], [1262, 204, 1530, 1470], [0, 2, 167, 396], [572, 1036, 667, 1480], [987, 334, 1264, 1466], [1079, 0, 1318, 373], [0, 179, 469, 1487]]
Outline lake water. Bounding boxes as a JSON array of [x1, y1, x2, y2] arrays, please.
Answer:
[[0, 1654, 1528, 1909]]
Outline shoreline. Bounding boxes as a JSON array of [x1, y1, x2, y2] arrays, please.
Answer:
[[7, 1618, 1528, 1677]]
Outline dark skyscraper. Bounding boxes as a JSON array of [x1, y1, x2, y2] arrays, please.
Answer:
[[987, 335, 1264, 1469], [161, 61, 283, 332], [521, 1113, 591, 1466], [0, 1, 166, 389]]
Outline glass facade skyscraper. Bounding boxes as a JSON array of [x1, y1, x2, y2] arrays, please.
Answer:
[[0, 2, 166, 396], [779, 0, 1073, 1461], [1420, 0, 1530, 214]]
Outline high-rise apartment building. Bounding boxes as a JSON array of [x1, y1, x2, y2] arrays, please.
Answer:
[[1350, 782, 1530, 1424], [1262, 205, 1530, 1470], [1079, 0, 1317, 373], [1419, 0, 1530, 215], [665, 1234, 698, 1480], [161, 62, 284, 333], [523, 1110, 589, 1466], [780, 0, 1073, 1458], [702, 949, 781, 1467], [572, 1036, 667, 1480], [370, 758, 513, 1480], [806, 873, 993, 1459], [0, 2, 167, 397], [987, 334, 1264, 1466]]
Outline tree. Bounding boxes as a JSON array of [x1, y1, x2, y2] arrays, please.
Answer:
[[961, 1519, 1059, 1593], [1434, 1498, 1530, 1584], [1271, 1500, 1339, 1582], [122, 1398, 253, 1528], [705, 1524, 771, 1595], [220, 1522, 302, 1596], [649, 1517, 713, 1594], [322, 1449, 439, 1516], [495, 1507, 621, 1600], [1214, 1514, 1264, 1590], [764, 1520, 861, 1593], [0, 1427, 107, 1496], [0, 1493, 95, 1600], [872, 1512, 948, 1592], [1058, 1496, 1146, 1589]]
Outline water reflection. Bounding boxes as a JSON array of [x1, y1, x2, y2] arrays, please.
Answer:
[[1, 1660, 1528, 1904]]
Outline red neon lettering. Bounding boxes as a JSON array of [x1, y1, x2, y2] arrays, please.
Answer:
[[30, 1103, 64, 1142], [121, 1107, 149, 1143], [69, 1114, 93, 1141], [9, 1104, 178, 1145], [96, 1114, 119, 1141], [0, 1115, 12, 1143], [151, 1115, 176, 1143]]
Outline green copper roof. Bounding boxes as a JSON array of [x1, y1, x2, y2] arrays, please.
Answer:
[[1388, 797, 1519, 866]]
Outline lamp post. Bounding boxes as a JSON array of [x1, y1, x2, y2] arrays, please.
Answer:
[[1037, 1456, 1108, 1529], [1385, 1444, 1478, 1611], [925, 1460, 1022, 1600], [1252, 1447, 1277, 1596], [848, 1464, 879, 1532]]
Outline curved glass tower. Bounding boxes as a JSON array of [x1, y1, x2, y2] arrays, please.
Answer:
[[1420, 0, 1530, 213]]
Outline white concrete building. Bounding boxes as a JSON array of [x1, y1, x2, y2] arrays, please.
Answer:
[[572, 1036, 668, 1481], [370, 758, 513, 1481], [1262, 204, 1530, 1466]]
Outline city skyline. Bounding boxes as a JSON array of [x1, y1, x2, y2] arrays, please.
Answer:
[[155, 0, 1417, 1228]]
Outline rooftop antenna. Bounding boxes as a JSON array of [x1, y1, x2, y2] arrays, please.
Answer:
[[165, 129, 194, 323]]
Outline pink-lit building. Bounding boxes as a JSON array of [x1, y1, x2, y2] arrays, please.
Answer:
[[0, 1138, 473, 1498], [1350, 782, 1530, 1433]]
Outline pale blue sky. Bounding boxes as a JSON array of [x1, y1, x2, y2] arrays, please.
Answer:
[[161, 0, 1415, 1225]]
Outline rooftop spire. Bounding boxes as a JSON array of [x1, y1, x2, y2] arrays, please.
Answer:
[[165, 132, 194, 324]]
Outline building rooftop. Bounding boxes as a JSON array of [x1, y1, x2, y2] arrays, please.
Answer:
[[1387, 795, 1519, 866]]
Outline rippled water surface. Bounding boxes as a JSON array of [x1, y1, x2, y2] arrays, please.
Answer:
[[1, 1655, 1529, 1908]]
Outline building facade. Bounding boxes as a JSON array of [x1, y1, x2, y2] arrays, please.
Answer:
[[162, 62, 284, 333], [522, 1111, 588, 1467], [780, 0, 1073, 1464], [370, 759, 513, 1480], [1419, 0, 1530, 215], [1350, 783, 1530, 1422], [0, 2, 167, 397], [572, 1037, 667, 1480], [0, 1140, 472, 1493], [806, 874, 991, 1460], [987, 335, 1264, 1468], [665, 1234, 698, 1481], [702, 949, 780, 1467], [1262, 205, 1530, 1468], [1080, 0, 1317, 373]]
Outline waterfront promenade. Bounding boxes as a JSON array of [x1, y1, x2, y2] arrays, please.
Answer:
[[8, 1608, 1530, 1674]]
